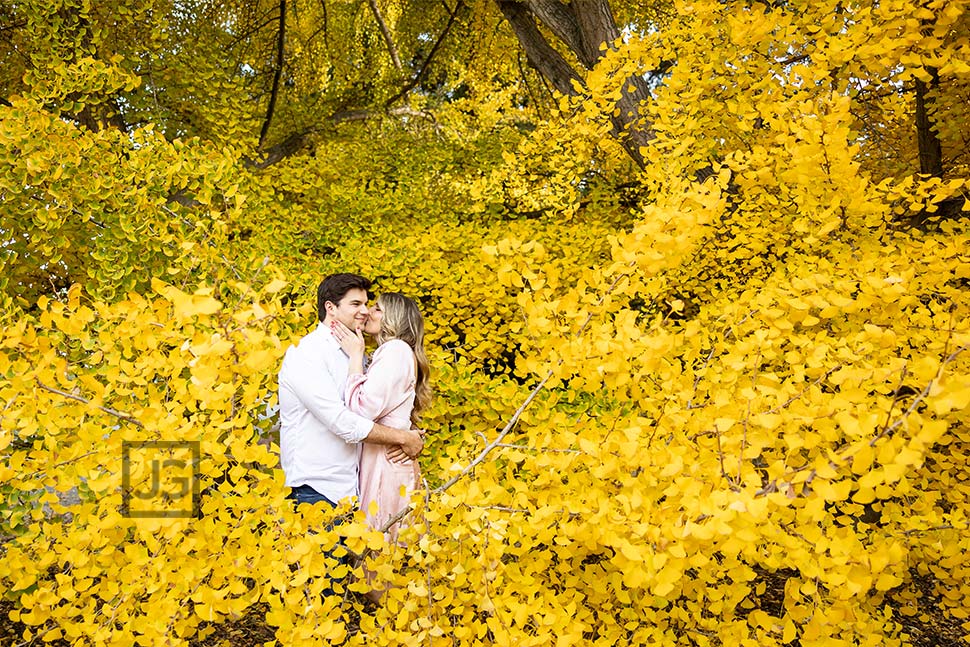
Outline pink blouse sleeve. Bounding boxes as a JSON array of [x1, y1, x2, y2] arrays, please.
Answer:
[[344, 339, 415, 421]]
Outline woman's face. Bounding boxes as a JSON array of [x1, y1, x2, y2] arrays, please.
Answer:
[[363, 300, 383, 336]]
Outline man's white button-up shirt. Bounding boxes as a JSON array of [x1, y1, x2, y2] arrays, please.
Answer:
[[278, 323, 374, 502]]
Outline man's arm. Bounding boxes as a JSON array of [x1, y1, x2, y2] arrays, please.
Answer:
[[365, 423, 423, 459], [283, 342, 423, 458], [283, 348, 373, 444]]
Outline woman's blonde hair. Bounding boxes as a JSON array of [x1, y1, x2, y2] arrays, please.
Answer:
[[376, 292, 431, 425]]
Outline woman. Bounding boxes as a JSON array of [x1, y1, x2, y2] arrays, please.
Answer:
[[331, 292, 431, 545]]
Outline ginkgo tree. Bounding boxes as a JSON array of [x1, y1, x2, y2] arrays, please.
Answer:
[[1, 0, 969, 645]]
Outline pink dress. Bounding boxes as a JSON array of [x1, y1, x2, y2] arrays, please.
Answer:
[[344, 338, 421, 544]]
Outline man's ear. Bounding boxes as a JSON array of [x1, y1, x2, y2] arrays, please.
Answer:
[[324, 300, 335, 315]]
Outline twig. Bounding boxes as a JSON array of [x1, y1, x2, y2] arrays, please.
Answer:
[[493, 442, 580, 454], [755, 345, 968, 497], [775, 52, 811, 67], [462, 504, 530, 514], [713, 421, 734, 490], [687, 311, 754, 410], [899, 522, 969, 537], [231, 255, 270, 309], [876, 345, 966, 442], [14, 625, 56, 647], [432, 369, 554, 496], [35, 380, 144, 428], [739, 349, 761, 484], [221, 255, 245, 281], [431, 271, 632, 497], [871, 364, 909, 446], [21, 450, 99, 480], [423, 481, 433, 647], [764, 364, 842, 415]]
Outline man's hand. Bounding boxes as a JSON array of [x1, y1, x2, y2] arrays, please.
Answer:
[[365, 423, 423, 459], [400, 428, 423, 459]]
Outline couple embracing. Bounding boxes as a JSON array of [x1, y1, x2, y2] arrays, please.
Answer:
[[277, 273, 431, 593]]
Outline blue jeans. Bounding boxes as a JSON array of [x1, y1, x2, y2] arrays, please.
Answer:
[[287, 485, 348, 599], [288, 484, 338, 508]]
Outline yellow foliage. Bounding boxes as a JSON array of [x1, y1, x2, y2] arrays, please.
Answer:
[[2, 0, 970, 645]]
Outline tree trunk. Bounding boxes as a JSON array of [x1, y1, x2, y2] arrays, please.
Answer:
[[496, 1, 582, 97], [494, 0, 653, 167], [914, 68, 943, 178]]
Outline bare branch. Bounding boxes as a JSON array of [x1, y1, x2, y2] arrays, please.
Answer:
[[372, 269, 634, 535], [432, 370, 555, 495]]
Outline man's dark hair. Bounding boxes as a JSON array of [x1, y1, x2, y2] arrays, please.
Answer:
[[317, 273, 371, 321]]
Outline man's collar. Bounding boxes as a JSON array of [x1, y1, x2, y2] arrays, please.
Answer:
[[315, 322, 338, 342]]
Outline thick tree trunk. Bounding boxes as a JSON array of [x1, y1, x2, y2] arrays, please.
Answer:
[[494, 0, 653, 167], [496, 1, 582, 97], [914, 68, 943, 178], [572, 0, 619, 66]]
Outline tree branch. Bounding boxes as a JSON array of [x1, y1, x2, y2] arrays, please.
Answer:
[[367, 0, 403, 71], [332, 104, 433, 124], [755, 345, 967, 497], [524, 0, 584, 60], [35, 379, 144, 428], [432, 369, 555, 495], [571, 0, 621, 68], [258, 0, 287, 148], [0, 20, 27, 34], [249, 105, 435, 168], [384, 0, 464, 109], [495, 0, 652, 166]]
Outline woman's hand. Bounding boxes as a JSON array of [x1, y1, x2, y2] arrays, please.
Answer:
[[331, 320, 365, 360], [385, 445, 413, 464]]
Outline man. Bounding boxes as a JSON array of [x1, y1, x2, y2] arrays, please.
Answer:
[[278, 273, 423, 509]]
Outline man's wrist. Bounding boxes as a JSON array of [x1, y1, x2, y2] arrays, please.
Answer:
[[396, 426, 418, 445]]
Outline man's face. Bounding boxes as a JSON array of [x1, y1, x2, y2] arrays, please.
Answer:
[[326, 288, 369, 331]]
